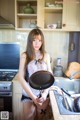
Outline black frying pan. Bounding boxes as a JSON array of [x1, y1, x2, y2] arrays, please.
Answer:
[[29, 70, 55, 90]]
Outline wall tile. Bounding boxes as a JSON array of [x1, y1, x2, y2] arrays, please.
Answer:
[[0, 30, 69, 71]]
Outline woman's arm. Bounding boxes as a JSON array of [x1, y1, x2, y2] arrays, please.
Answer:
[[41, 53, 53, 101], [45, 53, 53, 74], [18, 53, 37, 102]]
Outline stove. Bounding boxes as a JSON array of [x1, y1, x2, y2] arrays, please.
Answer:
[[0, 43, 20, 120], [0, 42, 20, 81], [0, 71, 17, 81], [0, 42, 20, 89], [0, 71, 17, 96]]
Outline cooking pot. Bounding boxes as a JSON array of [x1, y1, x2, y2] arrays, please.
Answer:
[[61, 88, 80, 112], [74, 97, 80, 112], [29, 70, 55, 90]]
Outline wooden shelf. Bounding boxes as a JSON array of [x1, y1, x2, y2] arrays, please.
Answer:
[[44, 7, 63, 9], [17, 13, 37, 16], [17, 0, 37, 1], [17, 14, 37, 19], [44, 7, 63, 13]]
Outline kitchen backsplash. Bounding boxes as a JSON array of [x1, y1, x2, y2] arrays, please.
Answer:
[[0, 30, 69, 71]]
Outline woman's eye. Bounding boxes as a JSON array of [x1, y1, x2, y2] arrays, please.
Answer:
[[33, 39, 36, 41], [39, 40, 42, 42], [33, 39, 42, 42]]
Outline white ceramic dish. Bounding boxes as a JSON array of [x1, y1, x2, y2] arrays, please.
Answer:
[[47, 24, 57, 29]]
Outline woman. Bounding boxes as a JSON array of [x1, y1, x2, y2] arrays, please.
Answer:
[[18, 28, 53, 120]]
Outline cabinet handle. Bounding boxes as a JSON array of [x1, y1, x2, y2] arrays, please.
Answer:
[[62, 24, 66, 27]]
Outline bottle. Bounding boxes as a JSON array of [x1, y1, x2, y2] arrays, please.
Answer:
[[57, 21, 61, 28], [53, 58, 63, 77], [57, 58, 61, 66]]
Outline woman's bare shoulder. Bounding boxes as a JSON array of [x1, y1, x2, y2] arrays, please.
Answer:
[[44, 52, 50, 58], [44, 52, 50, 62], [21, 52, 27, 59]]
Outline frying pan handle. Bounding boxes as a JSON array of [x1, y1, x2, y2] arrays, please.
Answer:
[[38, 93, 42, 98]]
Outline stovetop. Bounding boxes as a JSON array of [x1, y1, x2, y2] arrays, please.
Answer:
[[0, 71, 17, 81]]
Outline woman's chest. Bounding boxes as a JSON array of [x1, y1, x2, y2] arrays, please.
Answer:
[[27, 60, 47, 76]]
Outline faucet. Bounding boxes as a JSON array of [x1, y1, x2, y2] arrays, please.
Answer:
[[70, 70, 80, 80]]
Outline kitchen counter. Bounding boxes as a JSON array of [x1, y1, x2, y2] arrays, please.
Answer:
[[49, 90, 80, 120]]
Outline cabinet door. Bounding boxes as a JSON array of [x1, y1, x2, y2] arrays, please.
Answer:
[[62, 0, 80, 31], [13, 82, 24, 120], [0, 0, 15, 25], [37, 0, 44, 28], [13, 94, 24, 120]]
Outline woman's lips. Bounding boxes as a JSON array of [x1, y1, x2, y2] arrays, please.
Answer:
[[35, 46, 39, 48]]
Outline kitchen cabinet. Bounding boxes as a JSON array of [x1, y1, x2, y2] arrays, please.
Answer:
[[15, 0, 80, 31], [42, 0, 63, 29], [15, 0, 45, 30], [0, 0, 15, 26], [15, 0, 63, 30], [15, 0, 37, 30], [62, 0, 80, 31], [43, 0, 80, 31], [13, 81, 24, 120]]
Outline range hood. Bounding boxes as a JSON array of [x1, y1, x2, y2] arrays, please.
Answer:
[[0, 16, 14, 29]]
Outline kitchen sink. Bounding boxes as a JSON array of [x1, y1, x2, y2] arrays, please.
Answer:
[[54, 78, 80, 94], [53, 78, 80, 115]]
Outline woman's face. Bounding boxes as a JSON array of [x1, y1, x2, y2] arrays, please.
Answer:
[[32, 35, 42, 51]]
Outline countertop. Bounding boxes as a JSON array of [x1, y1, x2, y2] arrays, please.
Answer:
[[49, 90, 80, 120]]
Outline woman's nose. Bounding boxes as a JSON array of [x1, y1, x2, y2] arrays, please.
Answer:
[[35, 40, 39, 44]]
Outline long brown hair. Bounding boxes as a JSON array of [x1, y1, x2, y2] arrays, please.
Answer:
[[25, 28, 46, 63]]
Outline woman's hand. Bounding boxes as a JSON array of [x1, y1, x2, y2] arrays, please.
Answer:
[[36, 92, 47, 104], [31, 92, 48, 107], [32, 95, 45, 108], [32, 95, 43, 106]]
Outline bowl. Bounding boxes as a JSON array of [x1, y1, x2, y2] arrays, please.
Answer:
[[47, 24, 57, 29]]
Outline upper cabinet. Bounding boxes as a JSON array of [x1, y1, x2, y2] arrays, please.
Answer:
[[15, 0, 37, 30], [0, 0, 15, 26], [42, 0, 63, 29], [15, 0, 80, 31], [62, 0, 80, 31]]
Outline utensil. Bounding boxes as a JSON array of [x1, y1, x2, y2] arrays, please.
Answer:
[[61, 88, 80, 112], [61, 88, 74, 111], [61, 88, 72, 97], [62, 91, 70, 111]]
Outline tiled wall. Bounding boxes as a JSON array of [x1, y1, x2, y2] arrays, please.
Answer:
[[0, 29, 69, 71]]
